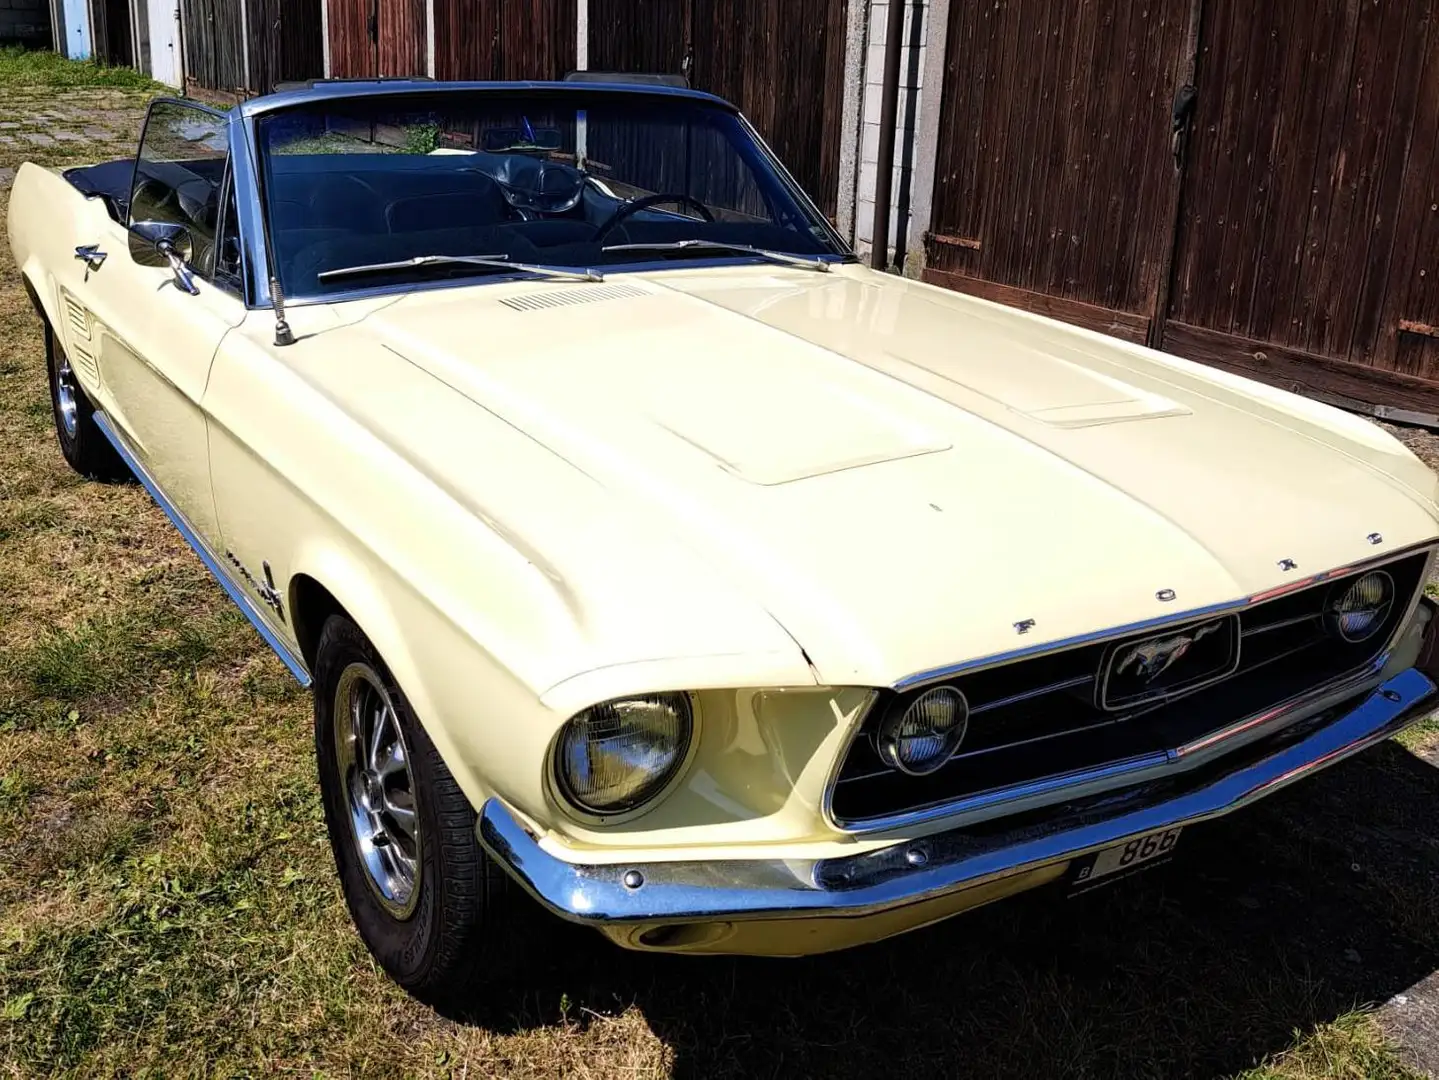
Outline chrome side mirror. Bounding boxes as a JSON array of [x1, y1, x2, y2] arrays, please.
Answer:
[[128, 220, 199, 296]]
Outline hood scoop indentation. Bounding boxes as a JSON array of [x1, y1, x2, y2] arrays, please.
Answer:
[[500, 282, 648, 312]]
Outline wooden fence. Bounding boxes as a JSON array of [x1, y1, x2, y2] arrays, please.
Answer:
[[182, 0, 323, 98], [923, 0, 1439, 416]]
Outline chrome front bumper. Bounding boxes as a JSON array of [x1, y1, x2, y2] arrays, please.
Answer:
[[477, 666, 1438, 945]]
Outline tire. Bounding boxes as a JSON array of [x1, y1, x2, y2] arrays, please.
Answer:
[[44, 322, 128, 482], [313, 615, 506, 1006]]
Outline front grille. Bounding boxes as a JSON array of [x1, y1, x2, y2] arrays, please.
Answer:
[[829, 549, 1432, 829]]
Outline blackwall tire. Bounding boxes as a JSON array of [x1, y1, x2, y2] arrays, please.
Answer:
[[314, 615, 507, 1007], [45, 322, 128, 482]]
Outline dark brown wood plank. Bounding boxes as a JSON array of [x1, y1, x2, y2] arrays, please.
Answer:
[[923, 267, 1151, 343], [1086, 0, 1141, 311], [1218, 0, 1284, 337], [1117, 0, 1176, 316], [1351, 0, 1434, 367], [327, 0, 374, 77], [989, 0, 1034, 296], [1378, 0, 1439, 373], [1050, 0, 1106, 301], [376, 0, 425, 77], [1245, 0, 1343, 347], [248, 0, 322, 93], [1288, 0, 1362, 355], [1163, 320, 1439, 414], [932, 0, 990, 266], [496, 0, 575, 80], [588, 0, 685, 73], [1012, 0, 1067, 294], [435, 0, 498, 80], [1168, 0, 1241, 331], [1309, 0, 1399, 358]]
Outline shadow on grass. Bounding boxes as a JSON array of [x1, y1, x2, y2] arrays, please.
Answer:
[[451, 740, 1439, 1078]]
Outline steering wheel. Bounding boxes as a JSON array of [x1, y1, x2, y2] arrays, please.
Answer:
[[592, 193, 715, 244], [129, 177, 177, 220]]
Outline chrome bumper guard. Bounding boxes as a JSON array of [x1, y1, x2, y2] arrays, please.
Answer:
[[478, 666, 1438, 928]]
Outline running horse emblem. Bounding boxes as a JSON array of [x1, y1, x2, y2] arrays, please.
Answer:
[[1114, 621, 1223, 685]]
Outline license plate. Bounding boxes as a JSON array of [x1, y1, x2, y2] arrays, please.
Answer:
[[1071, 827, 1182, 890]]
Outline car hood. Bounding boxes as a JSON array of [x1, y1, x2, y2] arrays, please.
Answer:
[[331, 264, 1439, 687]]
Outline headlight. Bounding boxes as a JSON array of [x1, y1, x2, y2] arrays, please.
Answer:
[[554, 692, 693, 815], [875, 685, 969, 775], [1328, 571, 1395, 643]]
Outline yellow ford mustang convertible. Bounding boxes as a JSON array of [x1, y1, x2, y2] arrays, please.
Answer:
[[9, 79, 1439, 1006]]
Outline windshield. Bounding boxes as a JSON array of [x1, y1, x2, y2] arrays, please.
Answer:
[[254, 90, 849, 297]]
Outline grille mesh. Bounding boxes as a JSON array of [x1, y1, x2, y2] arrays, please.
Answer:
[[499, 282, 647, 312]]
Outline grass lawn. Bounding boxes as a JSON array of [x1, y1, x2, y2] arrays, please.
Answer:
[[2, 47, 1438, 1079]]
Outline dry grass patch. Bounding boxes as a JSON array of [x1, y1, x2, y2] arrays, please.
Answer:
[[1243, 1013, 1422, 1080]]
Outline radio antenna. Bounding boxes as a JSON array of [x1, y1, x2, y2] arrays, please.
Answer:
[[238, 109, 295, 347]]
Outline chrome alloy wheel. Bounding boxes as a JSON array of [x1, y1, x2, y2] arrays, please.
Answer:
[[334, 663, 422, 918], [54, 349, 79, 439]]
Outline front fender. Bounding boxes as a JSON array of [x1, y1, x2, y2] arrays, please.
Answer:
[[287, 538, 566, 823]]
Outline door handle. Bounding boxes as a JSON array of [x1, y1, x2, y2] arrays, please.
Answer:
[[1171, 83, 1198, 166], [74, 244, 107, 271]]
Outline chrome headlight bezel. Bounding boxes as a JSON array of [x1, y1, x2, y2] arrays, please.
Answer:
[[550, 692, 698, 823]]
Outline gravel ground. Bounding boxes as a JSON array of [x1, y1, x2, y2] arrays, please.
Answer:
[[1379, 420, 1439, 474]]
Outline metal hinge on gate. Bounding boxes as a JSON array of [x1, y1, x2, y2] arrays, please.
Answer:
[[927, 232, 982, 252]]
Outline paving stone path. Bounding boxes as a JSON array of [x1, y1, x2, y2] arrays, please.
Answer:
[[0, 86, 146, 192]]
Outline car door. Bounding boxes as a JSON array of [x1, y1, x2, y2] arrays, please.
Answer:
[[80, 99, 247, 545]]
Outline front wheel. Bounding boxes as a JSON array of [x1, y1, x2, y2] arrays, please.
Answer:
[[314, 615, 506, 1005], [44, 322, 127, 481]]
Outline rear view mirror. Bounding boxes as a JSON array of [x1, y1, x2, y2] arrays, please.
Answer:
[[129, 220, 199, 295]]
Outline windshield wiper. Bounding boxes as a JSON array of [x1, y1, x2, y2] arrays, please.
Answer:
[[318, 254, 604, 285], [600, 240, 832, 272]]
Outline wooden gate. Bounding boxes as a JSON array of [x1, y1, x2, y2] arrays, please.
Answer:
[[433, 0, 575, 80], [925, 0, 1439, 415], [587, 0, 849, 220], [182, 0, 246, 93], [923, 0, 1197, 344], [328, 0, 425, 78], [326, 0, 374, 76], [247, 0, 325, 93], [1163, 0, 1439, 414]]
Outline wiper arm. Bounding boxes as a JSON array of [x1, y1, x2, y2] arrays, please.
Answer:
[[600, 239, 832, 272], [318, 253, 604, 285]]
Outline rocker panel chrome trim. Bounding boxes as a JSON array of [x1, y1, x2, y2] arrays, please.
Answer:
[[91, 412, 312, 686]]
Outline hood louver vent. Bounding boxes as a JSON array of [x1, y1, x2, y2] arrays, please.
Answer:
[[499, 282, 647, 312]]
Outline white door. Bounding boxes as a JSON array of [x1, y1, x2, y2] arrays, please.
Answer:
[[146, 0, 181, 87]]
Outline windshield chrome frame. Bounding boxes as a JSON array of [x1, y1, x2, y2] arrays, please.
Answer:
[[230, 82, 855, 312]]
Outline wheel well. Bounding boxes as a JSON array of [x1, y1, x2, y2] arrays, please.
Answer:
[[21, 275, 48, 326], [289, 574, 351, 670]]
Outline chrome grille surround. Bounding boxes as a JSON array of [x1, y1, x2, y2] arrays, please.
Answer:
[[826, 542, 1437, 834]]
